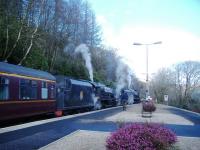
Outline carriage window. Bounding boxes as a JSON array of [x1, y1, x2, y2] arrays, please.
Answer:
[[20, 79, 38, 99], [0, 77, 9, 100], [50, 85, 55, 99], [20, 79, 31, 99], [41, 81, 48, 99], [31, 81, 37, 99]]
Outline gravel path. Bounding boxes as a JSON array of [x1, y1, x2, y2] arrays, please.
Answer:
[[40, 130, 109, 150]]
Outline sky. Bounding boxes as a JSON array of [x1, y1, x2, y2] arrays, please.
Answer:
[[88, 0, 200, 81]]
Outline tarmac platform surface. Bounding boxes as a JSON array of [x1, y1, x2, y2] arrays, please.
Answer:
[[0, 104, 200, 150]]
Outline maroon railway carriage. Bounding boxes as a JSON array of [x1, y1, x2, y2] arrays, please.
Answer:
[[0, 62, 56, 121]]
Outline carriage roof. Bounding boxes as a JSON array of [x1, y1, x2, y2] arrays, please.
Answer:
[[55, 75, 93, 87], [0, 62, 55, 81]]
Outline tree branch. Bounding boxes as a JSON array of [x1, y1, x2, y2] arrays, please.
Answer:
[[3, 25, 9, 59], [5, 26, 23, 61], [18, 26, 38, 65]]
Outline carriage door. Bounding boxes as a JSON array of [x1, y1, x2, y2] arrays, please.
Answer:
[[41, 81, 48, 99]]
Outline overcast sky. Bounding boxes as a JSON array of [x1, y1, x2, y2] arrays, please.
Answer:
[[89, 0, 200, 81]]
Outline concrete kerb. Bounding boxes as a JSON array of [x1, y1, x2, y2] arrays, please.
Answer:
[[0, 106, 122, 134]]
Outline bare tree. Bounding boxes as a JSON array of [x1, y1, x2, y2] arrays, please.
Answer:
[[2, 0, 25, 61], [0, 0, 101, 72], [150, 61, 200, 109], [18, 0, 44, 65], [174, 61, 200, 106], [150, 68, 175, 103]]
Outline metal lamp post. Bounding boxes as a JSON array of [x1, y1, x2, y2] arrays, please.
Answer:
[[133, 41, 162, 100]]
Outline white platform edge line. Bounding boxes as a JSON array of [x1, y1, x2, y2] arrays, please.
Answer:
[[0, 106, 121, 134]]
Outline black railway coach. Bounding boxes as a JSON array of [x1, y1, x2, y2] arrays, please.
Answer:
[[0, 62, 56, 121], [55, 76, 94, 115]]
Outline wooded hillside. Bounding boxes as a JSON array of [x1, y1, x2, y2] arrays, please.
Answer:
[[0, 0, 140, 89]]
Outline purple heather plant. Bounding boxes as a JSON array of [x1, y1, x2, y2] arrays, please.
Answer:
[[142, 101, 156, 112], [106, 123, 177, 150]]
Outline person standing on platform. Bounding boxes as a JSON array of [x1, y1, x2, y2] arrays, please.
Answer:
[[121, 90, 128, 111]]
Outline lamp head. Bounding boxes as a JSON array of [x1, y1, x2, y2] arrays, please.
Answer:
[[153, 41, 162, 44], [133, 42, 142, 45]]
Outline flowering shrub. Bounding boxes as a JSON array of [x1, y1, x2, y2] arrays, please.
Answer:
[[142, 101, 156, 112], [106, 123, 177, 150]]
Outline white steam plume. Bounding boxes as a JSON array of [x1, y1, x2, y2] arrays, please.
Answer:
[[116, 59, 132, 97], [127, 68, 132, 89], [75, 44, 93, 82]]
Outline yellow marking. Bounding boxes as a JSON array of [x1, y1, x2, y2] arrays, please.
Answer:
[[0, 100, 56, 104], [0, 72, 55, 83]]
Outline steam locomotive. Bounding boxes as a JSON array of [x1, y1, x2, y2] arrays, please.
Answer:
[[0, 62, 139, 121], [122, 89, 140, 105], [90, 82, 117, 109]]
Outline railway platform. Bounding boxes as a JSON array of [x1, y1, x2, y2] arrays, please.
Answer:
[[0, 104, 200, 150]]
